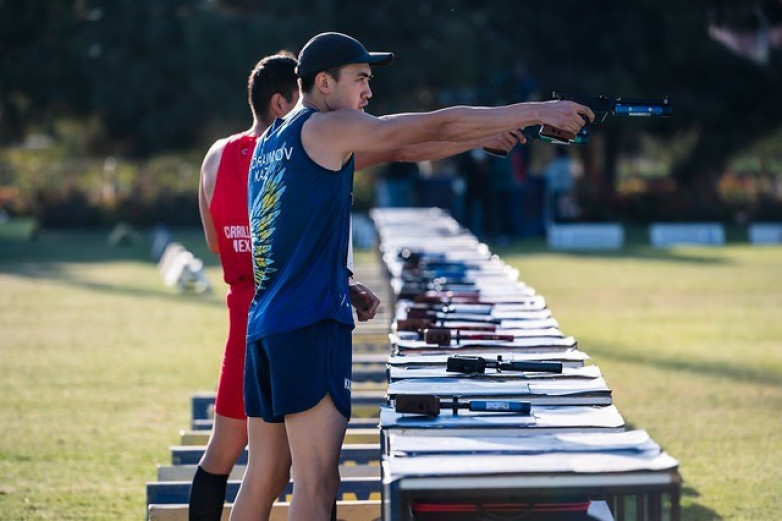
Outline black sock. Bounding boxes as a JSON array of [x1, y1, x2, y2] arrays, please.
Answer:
[[331, 498, 337, 521], [188, 466, 230, 521]]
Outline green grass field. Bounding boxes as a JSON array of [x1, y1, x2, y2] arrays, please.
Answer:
[[1, 229, 780, 520]]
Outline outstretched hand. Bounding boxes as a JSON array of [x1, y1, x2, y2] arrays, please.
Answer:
[[538, 100, 595, 136], [348, 279, 380, 322]]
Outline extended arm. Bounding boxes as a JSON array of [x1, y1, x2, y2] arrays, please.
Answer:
[[354, 130, 524, 171], [304, 101, 593, 166]]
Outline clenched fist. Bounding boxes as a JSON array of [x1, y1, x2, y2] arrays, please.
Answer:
[[348, 279, 380, 322]]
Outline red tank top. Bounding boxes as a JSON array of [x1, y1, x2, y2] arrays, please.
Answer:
[[209, 132, 258, 286]]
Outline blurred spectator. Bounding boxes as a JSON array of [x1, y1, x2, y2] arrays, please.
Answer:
[[375, 161, 420, 207], [543, 147, 580, 223], [456, 149, 495, 239], [487, 152, 515, 244]]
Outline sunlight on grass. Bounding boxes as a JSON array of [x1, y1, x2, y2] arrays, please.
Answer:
[[0, 230, 226, 520], [500, 244, 782, 520]]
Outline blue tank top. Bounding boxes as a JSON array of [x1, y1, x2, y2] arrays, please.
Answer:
[[246, 106, 355, 341]]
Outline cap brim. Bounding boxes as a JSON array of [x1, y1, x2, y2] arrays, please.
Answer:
[[366, 52, 394, 67], [296, 51, 395, 77]]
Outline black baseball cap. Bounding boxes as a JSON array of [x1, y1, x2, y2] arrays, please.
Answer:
[[296, 32, 394, 78]]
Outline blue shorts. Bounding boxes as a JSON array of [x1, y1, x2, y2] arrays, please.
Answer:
[[244, 319, 353, 423]]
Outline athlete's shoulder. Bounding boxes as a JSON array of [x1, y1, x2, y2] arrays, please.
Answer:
[[205, 136, 231, 163], [275, 106, 316, 130], [200, 137, 229, 202], [311, 108, 370, 123], [305, 108, 377, 136], [201, 133, 246, 188]]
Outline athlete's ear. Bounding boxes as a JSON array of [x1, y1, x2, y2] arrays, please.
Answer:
[[269, 93, 285, 117], [316, 71, 331, 94]]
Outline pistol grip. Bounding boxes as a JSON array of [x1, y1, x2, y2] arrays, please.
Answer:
[[539, 124, 575, 143], [395, 394, 440, 415]]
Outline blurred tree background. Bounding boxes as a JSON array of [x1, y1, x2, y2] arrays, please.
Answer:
[[1, 0, 781, 227]]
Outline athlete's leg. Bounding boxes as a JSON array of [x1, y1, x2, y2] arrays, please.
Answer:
[[228, 418, 291, 521], [188, 466, 229, 521], [285, 394, 348, 521], [199, 413, 248, 474], [188, 414, 247, 521], [191, 284, 253, 520]]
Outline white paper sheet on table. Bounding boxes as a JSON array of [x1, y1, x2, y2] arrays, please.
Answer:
[[388, 429, 659, 456], [387, 376, 610, 397], [379, 404, 625, 431], [384, 450, 680, 480]]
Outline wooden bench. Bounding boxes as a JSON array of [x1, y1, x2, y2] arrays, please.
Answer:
[[145, 259, 392, 521], [147, 499, 381, 521], [350, 337, 392, 353], [147, 475, 381, 504], [180, 427, 379, 446], [191, 416, 380, 431], [170, 443, 381, 466], [156, 463, 380, 482], [352, 353, 391, 364], [191, 391, 386, 427]]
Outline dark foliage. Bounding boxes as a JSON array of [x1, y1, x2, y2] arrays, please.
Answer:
[[2, 0, 781, 205]]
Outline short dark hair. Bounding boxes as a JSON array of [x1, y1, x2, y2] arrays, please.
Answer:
[[299, 65, 343, 94], [248, 51, 298, 123]]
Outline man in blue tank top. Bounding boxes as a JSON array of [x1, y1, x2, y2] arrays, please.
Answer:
[[234, 32, 594, 521]]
